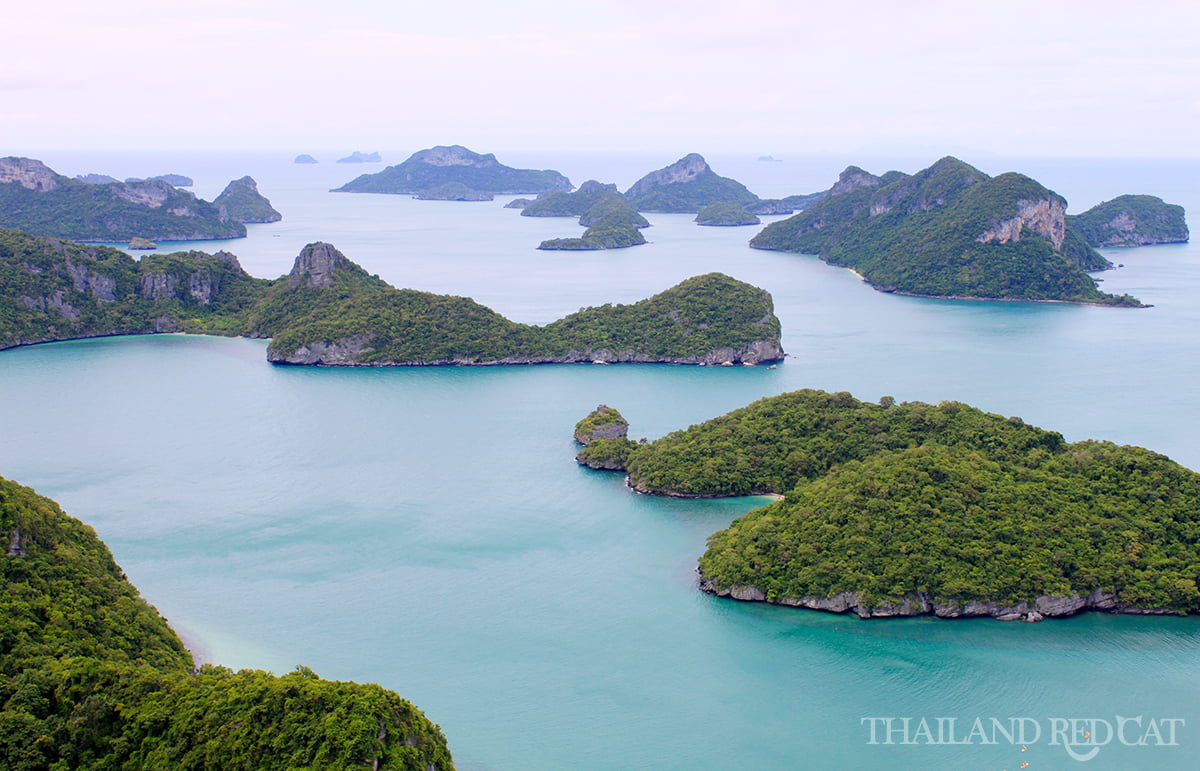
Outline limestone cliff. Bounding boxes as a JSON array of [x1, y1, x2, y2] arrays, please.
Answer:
[[213, 176, 283, 223]]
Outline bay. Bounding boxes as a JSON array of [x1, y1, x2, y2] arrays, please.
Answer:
[[2, 150, 1198, 769]]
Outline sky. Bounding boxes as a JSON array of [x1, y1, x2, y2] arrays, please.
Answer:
[[5, 0, 1199, 157]]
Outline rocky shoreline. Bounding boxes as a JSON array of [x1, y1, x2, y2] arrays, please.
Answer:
[[698, 575, 1188, 622]]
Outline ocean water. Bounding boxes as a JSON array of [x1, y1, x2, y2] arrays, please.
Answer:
[[2, 150, 1199, 770]]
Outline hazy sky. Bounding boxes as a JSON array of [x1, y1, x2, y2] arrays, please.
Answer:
[[6, 0, 1198, 156]]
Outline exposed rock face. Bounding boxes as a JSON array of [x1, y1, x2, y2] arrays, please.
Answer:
[[288, 242, 351, 288], [625, 153, 709, 198], [0, 157, 59, 192], [213, 176, 283, 223], [827, 166, 883, 197], [573, 405, 629, 445], [113, 179, 179, 209], [699, 577, 1174, 622], [267, 334, 375, 364], [76, 173, 120, 185], [976, 197, 1067, 250]]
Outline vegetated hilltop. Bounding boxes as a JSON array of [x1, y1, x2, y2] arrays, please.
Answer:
[[332, 145, 572, 196], [1068, 194, 1189, 247], [622, 153, 823, 216], [0, 229, 783, 367], [212, 176, 283, 223], [695, 201, 760, 227], [262, 245, 783, 365], [0, 157, 247, 242], [0, 474, 454, 770], [750, 157, 1145, 305], [530, 184, 651, 250], [575, 389, 1200, 621]]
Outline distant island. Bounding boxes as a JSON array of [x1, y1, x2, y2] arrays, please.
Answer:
[[0, 157, 246, 242], [337, 150, 382, 163], [621, 153, 823, 216], [333, 145, 571, 197], [0, 473, 455, 769], [575, 389, 1200, 621], [213, 175, 283, 223], [1068, 194, 1189, 247], [0, 227, 783, 367], [294, 153, 319, 164], [750, 156, 1152, 306], [125, 173, 194, 187]]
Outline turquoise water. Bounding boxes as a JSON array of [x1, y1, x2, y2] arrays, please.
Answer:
[[2, 151, 1198, 769]]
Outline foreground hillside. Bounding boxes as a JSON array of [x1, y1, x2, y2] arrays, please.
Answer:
[[750, 157, 1145, 305], [576, 390, 1200, 620], [0, 228, 784, 366], [0, 475, 454, 770]]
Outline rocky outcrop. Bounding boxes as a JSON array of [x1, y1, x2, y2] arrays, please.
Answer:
[[698, 577, 1180, 622], [976, 197, 1067, 250], [625, 153, 709, 198], [0, 157, 60, 192], [267, 334, 375, 364], [827, 166, 882, 197], [573, 405, 629, 446], [287, 242, 350, 288], [213, 176, 283, 223], [76, 173, 120, 185]]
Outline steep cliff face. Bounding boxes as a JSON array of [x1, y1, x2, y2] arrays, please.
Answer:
[[976, 197, 1067, 249], [0, 157, 59, 191], [287, 242, 352, 288]]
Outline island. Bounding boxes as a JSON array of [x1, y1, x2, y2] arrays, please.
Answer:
[[1068, 194, 1189, 247], [0, 227, 784, 367], [750, 157, 1148, 305], [0, 157, 245, 242], [337, 150, 382, 163], [537, 194, 649, 251], [332, 145, 571, 196], [294, 153, 319, 164], [212, 175, 283, 223], [624, 153, 760, 213], [695, 201, 760, 226], [127, 236, 157, 250], [0, 473, 455, 769], [520, 180, 622, 217], [574, 389, 1200, 621]]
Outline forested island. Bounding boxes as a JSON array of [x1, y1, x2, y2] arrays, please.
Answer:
[[212, 176, 283, 223], [622, 154, 822, 215], [1068, 194, 1189, 247], [0, 228, 783, 366], [0, 157, 246, 242], [575, 389, 1200, 621], [333, 145, 571, 197], [0, 474, 455, 770], [749, 157, 1154, 305]]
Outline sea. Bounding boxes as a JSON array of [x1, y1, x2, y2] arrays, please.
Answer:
[[1, 149, 1198, 770]]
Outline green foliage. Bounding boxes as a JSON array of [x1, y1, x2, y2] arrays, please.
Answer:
[[521, 181, 621, 217], [576, 438, 638, 469], [212, 177, 282, 223], [624, 389, 1065, 497], [0, 475, 455, 770], [750, 157, 1137, 305], [695, 202, 760, 226], [1067, 194, 1189, 247], [0, 230, 781, 365], [0, 173, 244, 241], [578, 197, 649, 229], [699, 442, 1200, 612]]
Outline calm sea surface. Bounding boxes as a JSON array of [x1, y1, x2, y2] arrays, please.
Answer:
[[2, 150, 1198, 769]]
